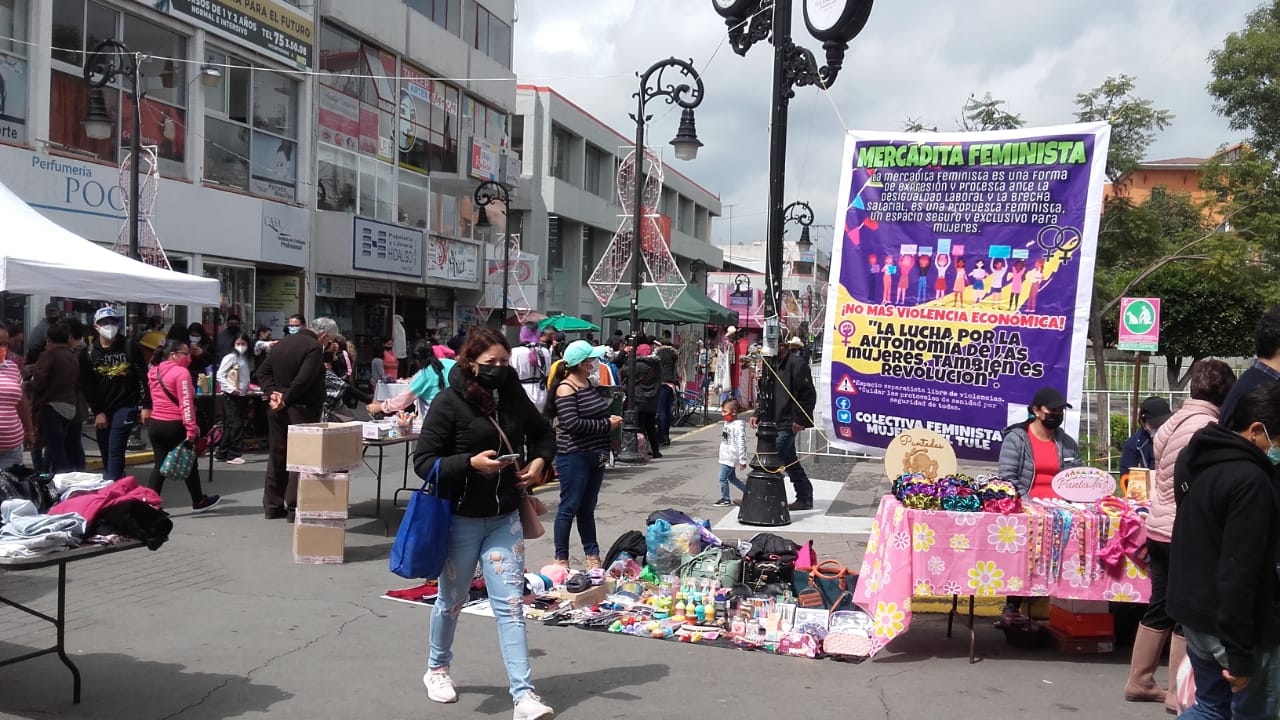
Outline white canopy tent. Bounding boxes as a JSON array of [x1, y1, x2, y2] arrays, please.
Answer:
[[0, 178, 219, 305]]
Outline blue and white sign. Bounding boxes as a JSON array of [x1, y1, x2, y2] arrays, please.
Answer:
[[352, 216, 422, 277]]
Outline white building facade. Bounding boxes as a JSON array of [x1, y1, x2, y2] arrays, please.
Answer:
[[7, 0, 517, 375], [510, 85, 723, 333]]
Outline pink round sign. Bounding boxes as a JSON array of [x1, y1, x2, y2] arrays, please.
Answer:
[[1051, 467, 1116, 502]]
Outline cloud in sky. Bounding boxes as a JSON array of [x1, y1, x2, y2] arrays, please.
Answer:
[[513, 0, 1259, 251]]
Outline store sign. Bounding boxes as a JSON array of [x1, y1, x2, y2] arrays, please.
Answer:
[[0, 57, 27, 143], [470, 138, 499, 181], [354, 279, 393, 295], [167, 0, 314, 68], [260, 202, 308, 266], [500, 150, 522, 187], [427, 236, 479, 283], [315, 275, 355, 299], [352, 216, 422, 277]]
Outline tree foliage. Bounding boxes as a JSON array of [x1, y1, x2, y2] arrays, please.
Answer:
[[960, 93, 1024, 131], [1208, 1, 1280, 158], [1074, 75, 1175, 182]]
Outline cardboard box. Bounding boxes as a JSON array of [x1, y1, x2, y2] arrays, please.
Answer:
[[1049, 626, 1114, 655], [292, 519, 346, 564], [1049, 604, 1115, 638], [296, 473, 350, 519], [286, 422, 363, 473], [553, 583, 606, 609]]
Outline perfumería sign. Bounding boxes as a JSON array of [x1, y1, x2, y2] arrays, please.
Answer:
[[352, 217, 422, 277], [166, 0, 314, 68], [1051, 467, 1115, 503]]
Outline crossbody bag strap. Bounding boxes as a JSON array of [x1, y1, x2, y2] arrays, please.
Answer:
[[486, 416, 518, 462]]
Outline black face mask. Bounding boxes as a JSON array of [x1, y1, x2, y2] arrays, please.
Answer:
[[475, 365, 510, 390], [1041, 412, 1064, 430]]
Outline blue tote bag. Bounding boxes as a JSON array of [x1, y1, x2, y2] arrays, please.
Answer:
[[390, 459, 452, 579]]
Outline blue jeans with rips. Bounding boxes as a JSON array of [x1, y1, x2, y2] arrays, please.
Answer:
[[776, 429, 812, 504], [96, 406, 138, 481], [428, 511, 535, 703], [554, 450, 606, 560], [1179, 627, 1279, 720], [719, 463, 747, 500]]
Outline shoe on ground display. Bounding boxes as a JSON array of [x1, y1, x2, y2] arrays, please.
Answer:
[[788, 500, 813, 511], [192, 495, 221, 513], [713, 498, 732, 507], [225, 457, 246, 465], [424, 668, 458, 703], [513, 693, 554, 720]]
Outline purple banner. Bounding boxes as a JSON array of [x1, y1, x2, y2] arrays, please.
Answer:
[[819, 124, 1110, 461]]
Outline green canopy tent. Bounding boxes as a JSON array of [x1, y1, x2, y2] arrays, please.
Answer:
[[601, 286, 738, 326], [538, 315, 600, 332]]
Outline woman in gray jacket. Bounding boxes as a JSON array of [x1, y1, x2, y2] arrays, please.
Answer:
[[996, 386, 1081, 625]]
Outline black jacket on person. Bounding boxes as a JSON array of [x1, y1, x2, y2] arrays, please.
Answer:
[[1167, 422, 1280, 678], [771, 350, 817, 428], [257, 329, 325, 412], [656, 346, 679, 384], [413, 366, 554, 518], [80, 337, 151, 416], [1219, 363, 1279, 429], [622, 356, 662, 413]]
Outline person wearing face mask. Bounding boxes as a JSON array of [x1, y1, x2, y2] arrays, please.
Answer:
[[545, 340, 621, 570], [215, 333, 252, 464], [996, 386, 1081, 624], [81, 307, 152, 481], [998, 386, 1081, 500], [214, 314, 243, 361], [147, 340, 221, 512], [1167, 382, 1280, 720], [412, 327, 555, 719], [258, 316, 336, 520]]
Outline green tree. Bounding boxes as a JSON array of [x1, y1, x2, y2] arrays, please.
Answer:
[[960, 92, 1024, 131], [1074, 75, 1175, 182], [1208, 1, 1280, 158]]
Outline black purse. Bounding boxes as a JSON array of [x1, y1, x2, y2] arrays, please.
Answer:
[[0, 467, 57, 513]]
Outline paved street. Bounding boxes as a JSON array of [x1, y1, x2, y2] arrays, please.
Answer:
[[0, 423, 1166, 719]]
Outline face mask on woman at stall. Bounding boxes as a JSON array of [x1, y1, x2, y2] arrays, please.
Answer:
[[98, 324, 118, 342], [475, 364, 511, 390], [235, 343, 248, 354]]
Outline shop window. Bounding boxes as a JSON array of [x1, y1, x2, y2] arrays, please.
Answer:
[[318, 22, 396, 162], [359, 155, 394, 222], [407, 0, 460, 34], [398, 169, 429, 228], [51, 0, 84, 65], [201, 263, 255, 334], [463, 96, 506, 144], [551, 124, 574, 184], [430, 191, 458, 238], [548, 215, 564, 270], [204, 50, 298, 201], [585, 143, 608, 198], [0, 0, 28, 143], [398, 62, 459, 175], [316, 143, 357, 213]]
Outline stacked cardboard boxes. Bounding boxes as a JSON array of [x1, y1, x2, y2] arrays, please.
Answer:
[[1048, 598, 1115, 654], [287, 422, 363, 564]]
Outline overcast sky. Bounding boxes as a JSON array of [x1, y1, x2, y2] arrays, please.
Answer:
[[512, 0, 1260, 252]]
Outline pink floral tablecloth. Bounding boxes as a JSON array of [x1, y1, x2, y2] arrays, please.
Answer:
[[853, 495, 1151, 655]]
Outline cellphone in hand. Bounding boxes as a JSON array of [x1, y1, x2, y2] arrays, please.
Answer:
[[496, 453, 521, 462]]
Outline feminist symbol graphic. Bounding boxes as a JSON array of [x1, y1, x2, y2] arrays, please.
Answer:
[[837, 320, 856, 346]]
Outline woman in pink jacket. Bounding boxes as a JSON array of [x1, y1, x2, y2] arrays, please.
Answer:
[[1123, 359, 1235, 710], [147, 340, 220, 513]]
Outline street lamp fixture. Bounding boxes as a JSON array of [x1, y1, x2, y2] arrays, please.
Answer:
[[474, 180, 512, 322], [617, 57, 705, 465], [712, 0, 872, 526], [82, 38, 145, 333], [784, 200, 815, 256]]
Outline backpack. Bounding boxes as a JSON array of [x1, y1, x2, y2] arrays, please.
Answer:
[[604, 530, 647, 567], [743, 532, 801, 590]]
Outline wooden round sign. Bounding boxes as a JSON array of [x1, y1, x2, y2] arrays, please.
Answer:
[[1051, 467, 1116, 503], [884, 429, 957, 482]]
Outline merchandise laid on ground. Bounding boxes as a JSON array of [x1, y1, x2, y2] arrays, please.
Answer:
[[0, 469, 174, 702]]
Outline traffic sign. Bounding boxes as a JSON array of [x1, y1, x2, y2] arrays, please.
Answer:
[[1118, 297, 1160, 352]]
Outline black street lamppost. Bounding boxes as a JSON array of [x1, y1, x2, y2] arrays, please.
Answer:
[[474, 180, 512, 321], [82, 39, 144, 332], [713, 0, 872, 525], [617, 58, 705, 465]]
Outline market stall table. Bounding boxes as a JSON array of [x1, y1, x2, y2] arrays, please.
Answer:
[[854, 495, 1151, 662], [361, 434, 419, 528], [0, 540, 147, 703]]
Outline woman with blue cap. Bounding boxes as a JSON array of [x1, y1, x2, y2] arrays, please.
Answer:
[[546, 340, 621, 570]]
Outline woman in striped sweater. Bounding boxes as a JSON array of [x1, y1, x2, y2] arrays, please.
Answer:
[[547, 340, 621, 570]]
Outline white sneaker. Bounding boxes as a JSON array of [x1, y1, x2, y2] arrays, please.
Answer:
[[513, 693, 554, 720], [423, 668, 457, 703]]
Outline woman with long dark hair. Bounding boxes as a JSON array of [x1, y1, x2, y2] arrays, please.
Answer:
[[411, 328, 555, 719], [148, 340, 220, 512], [546, 340, 620, 570]]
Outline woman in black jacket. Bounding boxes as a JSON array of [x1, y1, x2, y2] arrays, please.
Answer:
[[1167, 382, 1280, 720], [622, 343, 663, 458], [412, 327, 555, 720]]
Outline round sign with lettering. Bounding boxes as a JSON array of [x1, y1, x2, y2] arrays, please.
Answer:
[[884, 429, 957, 482], [1051, 467, 1116, 503]]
